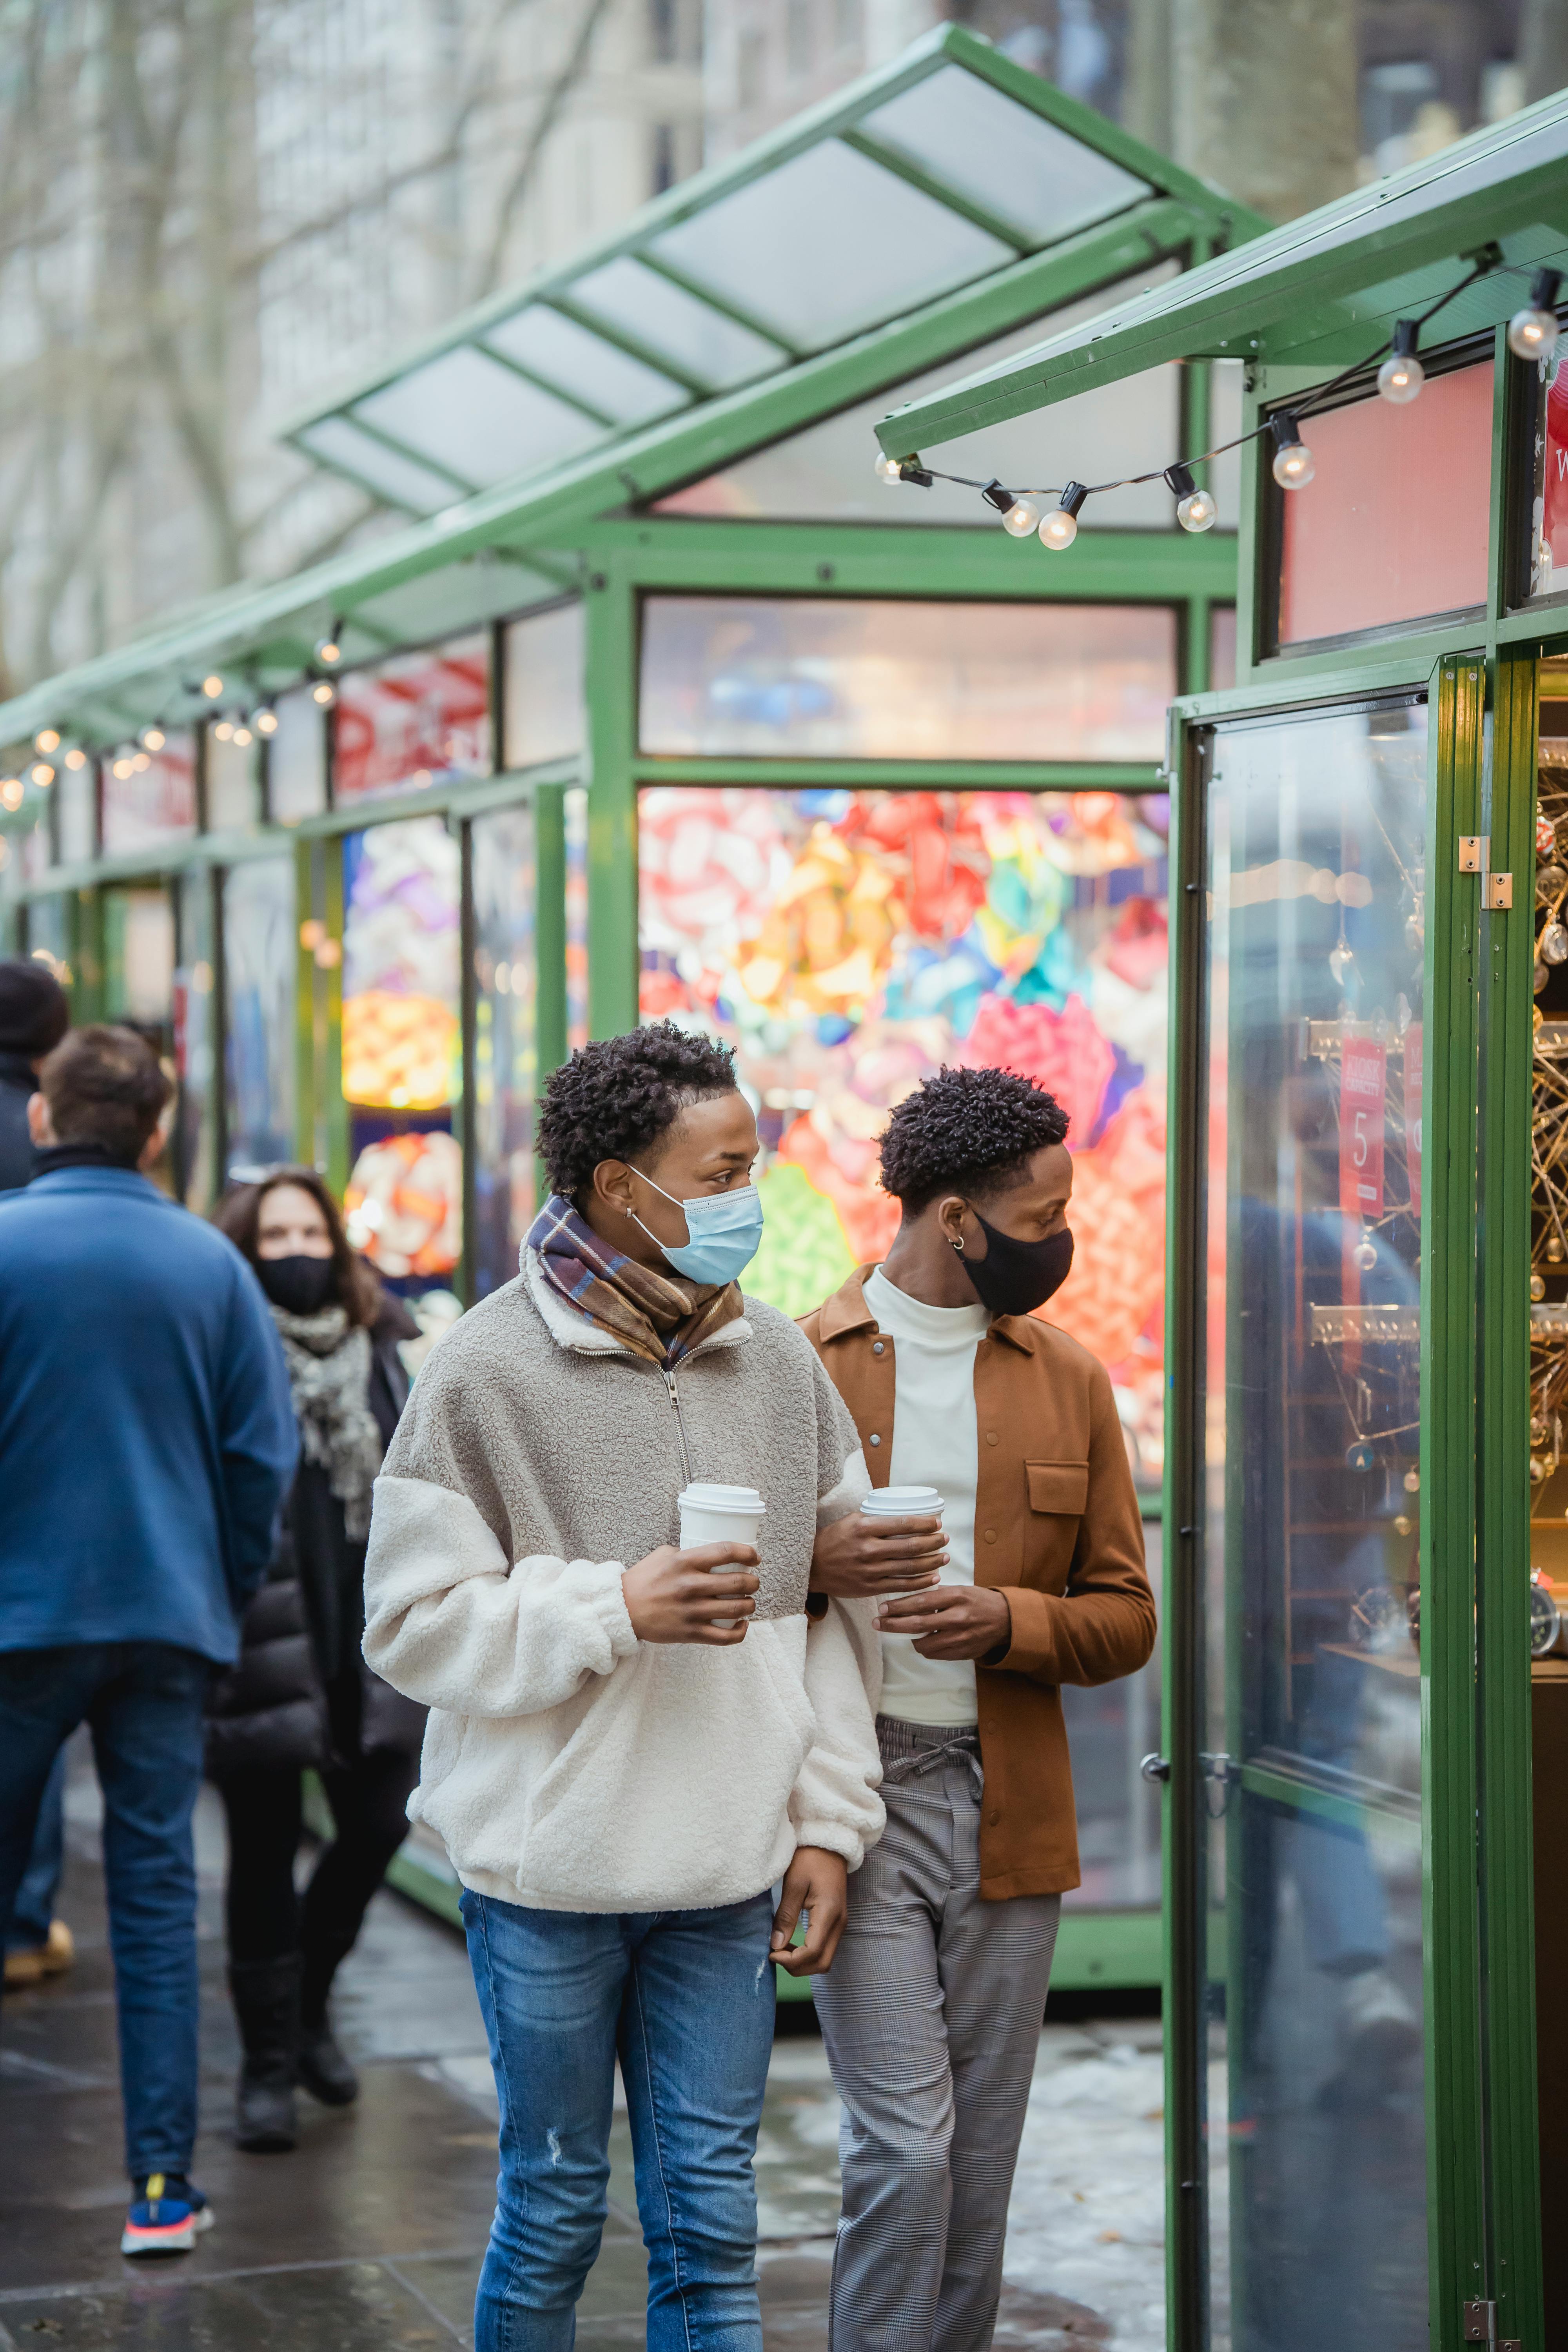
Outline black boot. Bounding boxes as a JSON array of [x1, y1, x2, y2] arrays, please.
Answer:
[[229, 1956, 301, 2153], [298, 1927, 359, 2107]]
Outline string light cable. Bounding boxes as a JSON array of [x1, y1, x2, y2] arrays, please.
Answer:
[[875, 245, 1551, 548]]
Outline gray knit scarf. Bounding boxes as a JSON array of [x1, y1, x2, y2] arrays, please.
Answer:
[[269, 1303, 382, 1541]]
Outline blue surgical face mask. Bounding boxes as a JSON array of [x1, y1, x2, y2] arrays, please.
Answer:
[[632, 1171, 764, 1286]]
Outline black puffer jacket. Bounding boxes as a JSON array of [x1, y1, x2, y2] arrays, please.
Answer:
[[206, 1294, 427, 1777], [0, 1054, 37, 1191]]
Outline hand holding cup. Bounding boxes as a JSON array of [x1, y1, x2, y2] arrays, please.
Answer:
[[809, 1485, 948, 1602], [623, 1541, 759, 1644]]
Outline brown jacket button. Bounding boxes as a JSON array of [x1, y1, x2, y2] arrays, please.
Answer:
[[985, 1430, 998, 1445], [869, 1433, 881, 1447], [872, 1341, 885, 1356], [983, 1528, 997, 1543], [987, 1808, 1000, 1826]]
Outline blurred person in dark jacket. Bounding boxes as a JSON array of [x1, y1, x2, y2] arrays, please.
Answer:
[[209, 1170, 424, 2154], [0, 956, 74, 1994], [0, 1025, 296, 2259]]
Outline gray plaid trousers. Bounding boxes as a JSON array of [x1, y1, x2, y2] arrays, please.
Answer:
[[813, 1718, 1060, 2352]]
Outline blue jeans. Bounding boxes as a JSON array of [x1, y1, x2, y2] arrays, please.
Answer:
[[462, 1889, 777, 2352], [0, 1642, 210, 2180], [6, 1745, 66, 1951]]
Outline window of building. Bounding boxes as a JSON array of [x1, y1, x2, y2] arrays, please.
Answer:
[[786, 0, 811, 76], [267, 688, 328, 824], [503, 604, 585, 769], [639, 595, 1176, 763], [101, 733, 197, 857], [649, 0, 677, 62], [333, 633, 491, 804], [1273, 361, 1492, 648], [57, 758, 95, 863], [738, 29, 766, 107], [651, 122, 677, 196], [223, 856, 296, 1178], [470, 804, 537, 1299], [205, 723, 261, 831]]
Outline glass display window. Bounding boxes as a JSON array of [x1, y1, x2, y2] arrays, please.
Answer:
[[101, 732, 197, 856], [223, 857, 296, 1178], [56, 756, 95, 863], [639, 596, 1176, 764], [103, 881, 179, 1193], [1211, 604, 1238, 690], [23, 897, 72, 988], [653, 270, 1181, 530], [205, 724, 260, 831], [1273, 361, 1492, 648], [1527, 352, 1568, 601], [638, 782, 1171, 1484], [470, 805, 537, 1300], [502, 604, 584, 769], [333, 635, 491, 805], [565, 784, 589, 1053], [339, 817, 463, 1323], [266, 688, 328, 824]]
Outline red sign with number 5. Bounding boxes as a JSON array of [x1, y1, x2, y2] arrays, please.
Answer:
[[1340, 1035, 1388, 1219]]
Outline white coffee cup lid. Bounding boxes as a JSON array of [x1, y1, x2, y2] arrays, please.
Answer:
[[680, 1482, 766, 1514], [862, 1485, 944, 1515]]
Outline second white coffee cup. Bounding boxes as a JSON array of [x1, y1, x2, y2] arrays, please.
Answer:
[[861, 1486, 947, 1632], [678, 1483, 766, 1630]]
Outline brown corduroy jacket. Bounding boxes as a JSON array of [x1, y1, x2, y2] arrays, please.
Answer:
[[800, 1267, 1156, 1899]]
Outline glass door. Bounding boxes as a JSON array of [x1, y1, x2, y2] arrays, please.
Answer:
[[1196, 701, 1430, 2351]]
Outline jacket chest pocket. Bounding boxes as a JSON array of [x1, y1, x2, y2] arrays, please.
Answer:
[[1022, 1459, 1088, 1592]]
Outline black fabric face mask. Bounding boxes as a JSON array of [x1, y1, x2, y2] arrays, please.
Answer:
[[257, 1254, 338, 1316], [956, 1216, 1074, 1318]]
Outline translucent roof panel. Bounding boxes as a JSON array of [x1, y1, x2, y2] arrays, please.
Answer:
[[648, 142, 1014, 354], [351, 347, 604, 491], [293, 417, 467, 513], [857, 66, 1149, 244], [654, 267, 1185, 528], [482, 306, 689, 426], [568, 258, 786, 390]]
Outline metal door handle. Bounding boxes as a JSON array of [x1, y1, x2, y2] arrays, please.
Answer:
[[1140, 1753, 1171, 1783]]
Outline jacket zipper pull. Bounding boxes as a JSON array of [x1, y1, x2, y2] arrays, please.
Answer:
[[664, 1368, 693, 1490]]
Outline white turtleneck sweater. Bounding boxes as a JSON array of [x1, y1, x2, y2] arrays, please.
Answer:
[[863, 1264, 989, 1728]]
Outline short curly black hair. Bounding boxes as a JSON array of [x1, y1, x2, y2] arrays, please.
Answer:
[[538, 1022, 739, 1198], [879, 1065, 1069, 1213]]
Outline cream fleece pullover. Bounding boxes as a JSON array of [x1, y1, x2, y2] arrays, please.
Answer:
[[362, 1252, 884, 1913]]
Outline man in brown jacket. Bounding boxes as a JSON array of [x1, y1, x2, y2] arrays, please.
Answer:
[[800, 1063, 1156, 2352]]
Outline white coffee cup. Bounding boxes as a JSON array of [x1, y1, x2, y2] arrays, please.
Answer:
[[678, 1483, 766, 1629], [861, 1487, 946, 1632]]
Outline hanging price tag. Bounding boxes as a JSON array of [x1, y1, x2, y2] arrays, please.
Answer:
[[1339, 1035, 1388, 1218], [1403, 1023, 1422, 1218]]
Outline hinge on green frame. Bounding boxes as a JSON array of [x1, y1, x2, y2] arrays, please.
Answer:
[[1461, 2301, 1495, 2343]]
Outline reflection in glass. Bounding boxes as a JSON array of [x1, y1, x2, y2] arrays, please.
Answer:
[[483, 308, 685, 426], [340, 818, 462, 1321], [333, 635, 491, 804], [1200, 704, 1428, 2350], [648, 142, 1010, 354], [640, 597, 1175, 764], [503, 604, 585, 769], [352, 346, 599, 490], [564, 786, 589, 1053], [101, 734, 197, 855], [569, 255, 784, 391], [653, 272, 1181, 530], [638, 785, 1170, 1482], [293, 416, 465, 514], [223, 857, 296, 1177], [470, 806, 537, 1300]]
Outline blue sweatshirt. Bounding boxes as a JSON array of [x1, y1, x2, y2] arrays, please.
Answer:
[[0, 1167, 298, 1664]]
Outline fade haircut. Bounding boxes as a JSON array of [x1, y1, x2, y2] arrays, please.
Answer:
[[879, 1064, 1069, 1214], [38, 1024, 172, 1166], [537, 1020, 739, 1199]]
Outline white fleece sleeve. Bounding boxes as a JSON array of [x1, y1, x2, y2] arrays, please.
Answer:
[[789, 1595, 885, 1869], [363, 1473, 639, 1719], [816, 1443, 872, 1531]]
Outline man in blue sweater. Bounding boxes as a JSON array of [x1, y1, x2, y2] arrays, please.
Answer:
[[0, 1024, 296, 2258]]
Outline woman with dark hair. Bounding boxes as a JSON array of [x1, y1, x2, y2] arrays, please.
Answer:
[[208, 1169, 424, 2154]]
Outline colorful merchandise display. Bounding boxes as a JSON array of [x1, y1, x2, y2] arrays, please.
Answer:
[[639, 785, 1170, 1482], [332, 635, 491, 804]]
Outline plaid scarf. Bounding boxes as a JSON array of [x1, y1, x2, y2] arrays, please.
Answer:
[[526, 1194, 742, 1370]]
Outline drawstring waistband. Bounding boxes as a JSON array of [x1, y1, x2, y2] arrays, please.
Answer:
[[876, 1715, 983, 1795]]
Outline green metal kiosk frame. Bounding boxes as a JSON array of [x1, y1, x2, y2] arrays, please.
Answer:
[[880, 84, 1568, 2352]]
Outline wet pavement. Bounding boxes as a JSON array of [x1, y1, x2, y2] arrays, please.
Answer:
[[0, 1757, 1165, 2348]]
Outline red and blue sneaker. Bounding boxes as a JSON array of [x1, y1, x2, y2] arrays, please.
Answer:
[[120, 2173, 213, 2258]]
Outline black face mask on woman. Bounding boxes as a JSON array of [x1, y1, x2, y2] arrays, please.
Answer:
[[954, 1214, 1073, 1318], [257, 1253, 338, 1316]]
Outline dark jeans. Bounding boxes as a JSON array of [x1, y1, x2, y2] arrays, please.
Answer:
[[219, 1745, 417, 2021], [6, 1745, 66, 1951], [463, 1888, 777, 2352], [0, 1641, 210, 2180]]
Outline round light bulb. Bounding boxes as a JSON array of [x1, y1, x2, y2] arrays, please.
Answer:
[[64, 748, 86, 770], [312, 681, 335, 706], [1272, 439, 1315, 489], [1, 779, 22, 810], [202, 673, 223, 698], [30, 762, 53, 787], [1002, 495, 1041, 538], [213, 720, 233, 741], [33, 729, 59, 754], [255, 708, 278, 735], [1377, 350, 1425, 405], [1038, 506, 1079, 552], [113, 756, 133, 780], [131, 751, 150, 772], [314, 636, 341, 666], [141, 726, 165, 751], [1510, 305, 1560, 363], [1176, 488, 1218, 533], [233, 726, 253, 748], [874, 452, 902, 485]]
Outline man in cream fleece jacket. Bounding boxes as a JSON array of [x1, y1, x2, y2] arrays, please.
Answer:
[[362, 1023, 882, 2352]]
